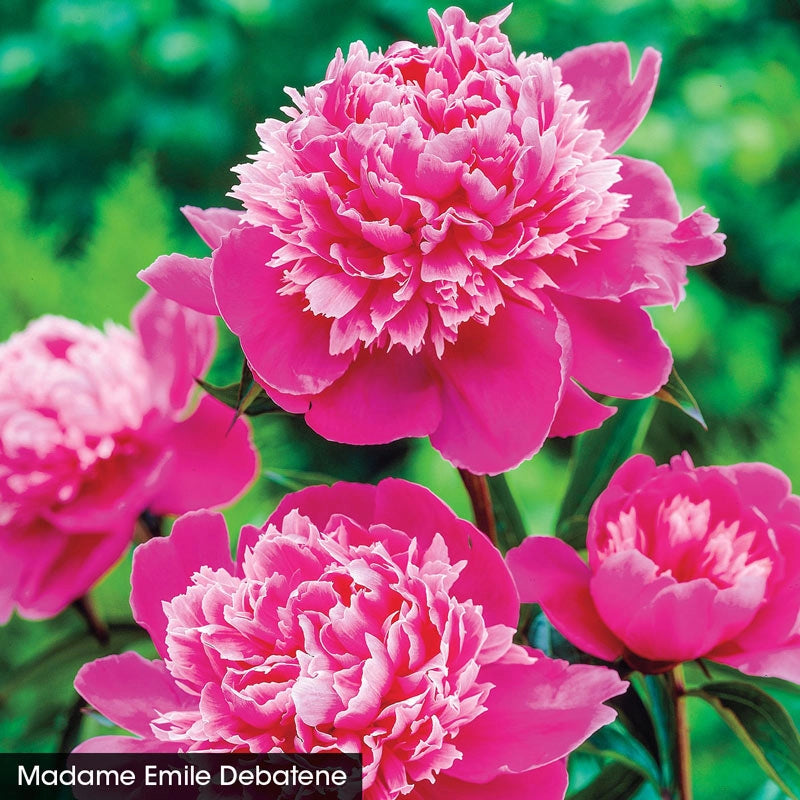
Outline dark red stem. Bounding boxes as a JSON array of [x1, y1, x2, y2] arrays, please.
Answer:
[[458, 469, 499, 548]]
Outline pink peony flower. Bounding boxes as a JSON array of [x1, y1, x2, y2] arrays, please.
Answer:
[[508, 454, 800, 683], [0, 292, 258, 621], [141, 7, 724, 475], [74, 479, 627, 799]]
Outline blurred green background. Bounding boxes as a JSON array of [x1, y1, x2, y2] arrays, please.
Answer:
[[1, 0, 799, 797]]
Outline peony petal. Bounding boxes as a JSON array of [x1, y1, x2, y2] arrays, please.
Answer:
[[720, 519, 800, 654], [13, 525, 132, 620], [556, 43, 661, 152], [593, 550, 766, 663], [181, 205, 242, 250], [448, 651, 626, 779], [260, 380, 312, 413], [508, 537, 624, 661], [148, 395, 258, 516], [713, 645, 800, 685], [725, 462, 796, 519], [305, 348, 442, 445], [374, 479, 520, 629], [131, 291, 217, 414], [554, 294, 671, 399], [131, 510, 234, 657], [212, 226, 352, 394], [415, 761, 568, 800], [430, 299, 569, 475], [138, 254, 218, 316], [75, 652, 191, 737], [549, 380, 617, 439], [617, 156, 681, 223]]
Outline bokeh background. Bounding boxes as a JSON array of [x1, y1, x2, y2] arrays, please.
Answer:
[[1, 0, 798, 797]]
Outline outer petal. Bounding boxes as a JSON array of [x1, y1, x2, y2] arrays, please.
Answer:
[[74, 652, 191, 737], [131, 291, 217, 414], [373, 479, 520, 629], [508, 537, 624, 661], [576, 157, 724, 307], [556, 43, 661, 152], [305, 348, 442, 445], [447, 652, 626, 780], [265, 481, 379, 531], [138, 254, 218, 316], [181, 205, 242, 250], [554, 294, 672, 399], [713, 645, 800, 685], [430, 299, 569, 475], [212, 226, 352, 395], [131, 510, 234, 657], [14, 528, 131, 620], [719, 510, 800, 655], [148, 395, 258, 516], [262, 479, 520, 630], [259, 379, 312, 414], [725, 462, 797, 520], [592, 550, 767, 662], [548, 380, 617, 439], [414, 762, 568, 800]]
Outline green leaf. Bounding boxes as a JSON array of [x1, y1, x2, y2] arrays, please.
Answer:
[[195, 377, 283, 416], [73, 157, 173, 326], [0, 168, 65, 336], [655, 366, 707, 429], [0, 622, 148, 702], [568, 762, 644, 800], [263, 467, 339, 491], [556, 398, 655, 548], [486, 473, 527, 552], [691, 681, 800, 798], [746, 782, 792, 800], [528, 611, 589, 665], [580, 720, 663, 789], [635, 673, 677, 791]]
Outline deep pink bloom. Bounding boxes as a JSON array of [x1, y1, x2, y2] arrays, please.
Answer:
[[508, 454, 800, 683], [0, 292, 257, 621], [139, 7, 724, 474], [75, 479, 626, 799]]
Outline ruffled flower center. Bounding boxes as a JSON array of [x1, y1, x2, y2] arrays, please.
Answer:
[[154, 511, 496, 799], [232, 8, 627, 358], [600, 494, 778, 590], [0, 318, 155, 526]]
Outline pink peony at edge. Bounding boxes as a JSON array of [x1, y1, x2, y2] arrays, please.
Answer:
[[74, 479, 627, 800], [0, 291, 258, 621], [507, 454, 800, 683], [140, 6, 725, 475]]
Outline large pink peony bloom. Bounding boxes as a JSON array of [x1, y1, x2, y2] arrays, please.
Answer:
[[74, 479, 626, 800], [140, 6, 725, 475], [0, 292, 258, 621], [508, 454, 800, 683]]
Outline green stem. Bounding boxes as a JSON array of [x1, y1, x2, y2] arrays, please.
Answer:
[[669, 665, 693, 800], [458, 469, 499, 548]]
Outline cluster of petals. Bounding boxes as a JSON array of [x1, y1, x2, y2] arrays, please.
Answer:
[[508, 454, 800, 682], [0, 292, 257, 621], [141, 5, 725, 475], [75, 479, 626, 800]]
